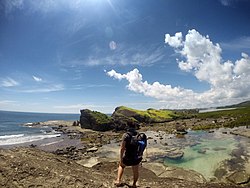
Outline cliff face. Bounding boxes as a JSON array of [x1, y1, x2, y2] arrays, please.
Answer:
[[79, 107, 179, 131], [112, 106, 177, 123], [80, 109, 113, 131]]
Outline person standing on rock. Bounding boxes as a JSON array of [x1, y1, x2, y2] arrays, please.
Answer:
[[114, 122, 147, 187]]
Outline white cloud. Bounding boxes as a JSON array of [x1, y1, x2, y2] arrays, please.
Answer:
[[53, 103, 115, 114], [165, 32, 183, 48], [107, 70, 126, 80], [219, 0, 239, 6], [1, 0, 114, 15], [219, 0, 232, 6], [107, 29, 250, 108], [32, 76, 42, 82], [0, 100, 16, 105], [1, 0, 24, 14], [109, 41, 117, 50], [0, 100, 19, 112], [218, 0, 247, 7], [19, 84, 64, 93], [165, 29, 250, 98], [84, 45, 165, 66], [0, 77, 19, 87], [221, 36, 250, 50], [107, 69, 198, 107], [62, 44, 165, 68]]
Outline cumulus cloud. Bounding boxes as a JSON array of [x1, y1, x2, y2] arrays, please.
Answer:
[[0, 77, 19, 87], [165, 32, 183, 48], [107, 29, 250, 108]]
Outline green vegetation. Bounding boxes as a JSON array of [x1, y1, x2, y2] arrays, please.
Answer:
[[196, 107, 250, 129], [90, 110, 112, 124], [114, 106, 179, 123], [80, 109, 113, 131], [81, 101, 250, 131], [192, 124, 221, 130], [218, 100, 250, 108]]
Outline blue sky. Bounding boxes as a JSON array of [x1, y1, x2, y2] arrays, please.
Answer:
[[0, 0, 250, 113]]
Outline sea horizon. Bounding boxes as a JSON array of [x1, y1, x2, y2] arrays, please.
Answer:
[[0, 109, 80, 115], [0, 110, 80, 146]]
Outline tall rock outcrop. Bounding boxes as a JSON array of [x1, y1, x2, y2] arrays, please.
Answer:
[[112, 106, 176, 124], [80, 109, 113, 131], [79, 106, 178, 131]]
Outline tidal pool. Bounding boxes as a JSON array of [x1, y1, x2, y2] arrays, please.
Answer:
[[163, 130, 245, 180]]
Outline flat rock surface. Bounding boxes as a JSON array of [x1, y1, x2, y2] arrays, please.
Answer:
[[230, 128, 250, 138]]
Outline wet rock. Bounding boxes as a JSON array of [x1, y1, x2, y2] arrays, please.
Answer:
[[86, 147, 98, 153], [227, 170, 250, 185], [231, 148, 244, 158], [213, 147, 227, 151], [214, 168, 227, 179], [165, 149, 184, 160], [230, 129, 250, 138], [227, 157, 244, 170], [175, 123, 187, 135], [189, 141, 200, 147], [197, 148, 207, 154]]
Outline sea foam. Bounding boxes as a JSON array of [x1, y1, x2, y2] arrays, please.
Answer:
[[0, 133, 61, 146]]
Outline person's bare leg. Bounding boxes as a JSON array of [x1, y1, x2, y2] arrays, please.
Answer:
[[132, 164, 139, 187], [115, 164, 125, 185]]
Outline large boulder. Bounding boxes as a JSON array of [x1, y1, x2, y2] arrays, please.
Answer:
[[80, 109, 113, 131]]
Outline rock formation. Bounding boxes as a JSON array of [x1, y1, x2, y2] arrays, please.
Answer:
[[80, 109, 113, 131]]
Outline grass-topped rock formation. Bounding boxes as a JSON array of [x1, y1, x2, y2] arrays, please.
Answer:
[[80, 109, 113, 131], [80, 106, 180, 131], [112, 106, 179, 123], [80, 101, 250, 132]]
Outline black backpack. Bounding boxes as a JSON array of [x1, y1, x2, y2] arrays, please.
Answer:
[[125, 132, 147, 159]]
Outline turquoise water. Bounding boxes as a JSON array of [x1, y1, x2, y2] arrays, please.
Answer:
[[164, 131, 238, 180]]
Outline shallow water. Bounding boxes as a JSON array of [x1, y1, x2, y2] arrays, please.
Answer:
[[0, 110, 79, 146], [163, 130, 246, 180]]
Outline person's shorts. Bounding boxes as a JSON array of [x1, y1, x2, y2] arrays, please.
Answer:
[[122, 157, 142, 166]]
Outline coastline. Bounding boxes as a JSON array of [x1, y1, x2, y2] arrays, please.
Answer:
[[1, 120, 250, 187]]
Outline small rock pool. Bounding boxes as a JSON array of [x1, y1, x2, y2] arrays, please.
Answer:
[[96, 128, 250, 182], [161, 129, 250, 181]]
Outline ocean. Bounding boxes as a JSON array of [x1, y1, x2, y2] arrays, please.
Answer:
[[0, 110, 79, 146]]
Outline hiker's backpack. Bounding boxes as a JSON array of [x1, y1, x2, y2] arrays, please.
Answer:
[[125, 132, 147, 159]]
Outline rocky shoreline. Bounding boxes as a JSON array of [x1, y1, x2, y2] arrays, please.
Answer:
[[0, 120, 250, 187]]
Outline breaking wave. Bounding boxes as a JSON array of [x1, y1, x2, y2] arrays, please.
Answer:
[[0, 133, 61, 146]]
